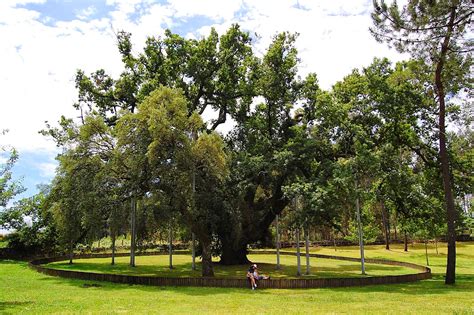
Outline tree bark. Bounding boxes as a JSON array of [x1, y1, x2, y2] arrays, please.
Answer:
[[434, 5, 457, 286], [201, 239, 214, 277], [219, 241, 250, 265]]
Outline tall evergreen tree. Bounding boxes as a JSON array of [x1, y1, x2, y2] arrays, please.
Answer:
[[371, 0, 473, 284]]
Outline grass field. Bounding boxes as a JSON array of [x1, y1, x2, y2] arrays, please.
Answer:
[[46, 253, 415, 278], [1, 242, 473, 314]]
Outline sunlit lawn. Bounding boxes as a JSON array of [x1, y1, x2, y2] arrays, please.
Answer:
[[46, 252, 415, 279], [1, 242, 473, 314]]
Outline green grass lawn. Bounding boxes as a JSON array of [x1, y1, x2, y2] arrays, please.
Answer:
[[1, 242, 473, 314], [46, 252, 415, 279]]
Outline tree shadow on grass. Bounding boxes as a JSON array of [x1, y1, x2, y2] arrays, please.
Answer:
[[45, 257, 414, 279], [6, 257, 470, 298], [31, 268, 474, 298], [0, 301, 33, 314], [326, 274, 474, 296]]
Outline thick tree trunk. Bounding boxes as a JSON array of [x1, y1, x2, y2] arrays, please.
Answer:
[[219, 241, 250, 265], [201, 240, 214, 277], [218, 173, 289, 265]]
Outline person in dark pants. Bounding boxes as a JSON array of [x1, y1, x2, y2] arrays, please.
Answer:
[[247, 264, 269, 289], [247, 264, 257, 289]]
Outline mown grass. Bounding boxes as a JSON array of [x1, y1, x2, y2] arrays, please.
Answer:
[[47, 253, 415, 279], [1, 242, 473, 314]]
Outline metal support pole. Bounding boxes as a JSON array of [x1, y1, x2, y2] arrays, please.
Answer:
[[296, 228, 301, 276], [355, 181, 366, 275], [276, 214, 280, 270], [191, 130, 197, 271], [130, 198, 136, 267], [192, 232, 196, 271], [305, 228, 310, 275], [169, 225, 173, 269]]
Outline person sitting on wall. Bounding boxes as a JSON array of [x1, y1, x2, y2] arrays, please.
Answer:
[[247, 264, 257, 289], [247, 264, 269, 289]]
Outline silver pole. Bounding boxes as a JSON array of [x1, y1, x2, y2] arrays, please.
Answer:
[[169, 225, 173, 269], [296, 228, 301, 276], [305, 228, 310, 275], [192, 232, 196, 270], [355, 180, 366, 275], [130, 198, 136, 267], [276, 214, 280, 270], [191, 130, 197, 271]]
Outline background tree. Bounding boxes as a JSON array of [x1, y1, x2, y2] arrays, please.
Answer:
[[0, 186, 57, 255], [0, 131, 24, 210], [371, 0, 473, 284]]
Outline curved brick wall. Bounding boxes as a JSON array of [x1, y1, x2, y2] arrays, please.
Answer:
[[29, 251, 431, 289]]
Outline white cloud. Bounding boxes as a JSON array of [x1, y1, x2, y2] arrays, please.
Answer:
[[0, 0, 406, 164], [192, 0, 406, 88], [76, 5, 97, 20], [37, 161, 57, 178], [166, 0, 242, 20]]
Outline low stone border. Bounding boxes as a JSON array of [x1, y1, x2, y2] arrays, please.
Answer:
[[29, 251, 431, 289]]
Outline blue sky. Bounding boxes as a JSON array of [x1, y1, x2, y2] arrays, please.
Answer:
[[0, 0, 405, 230]]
